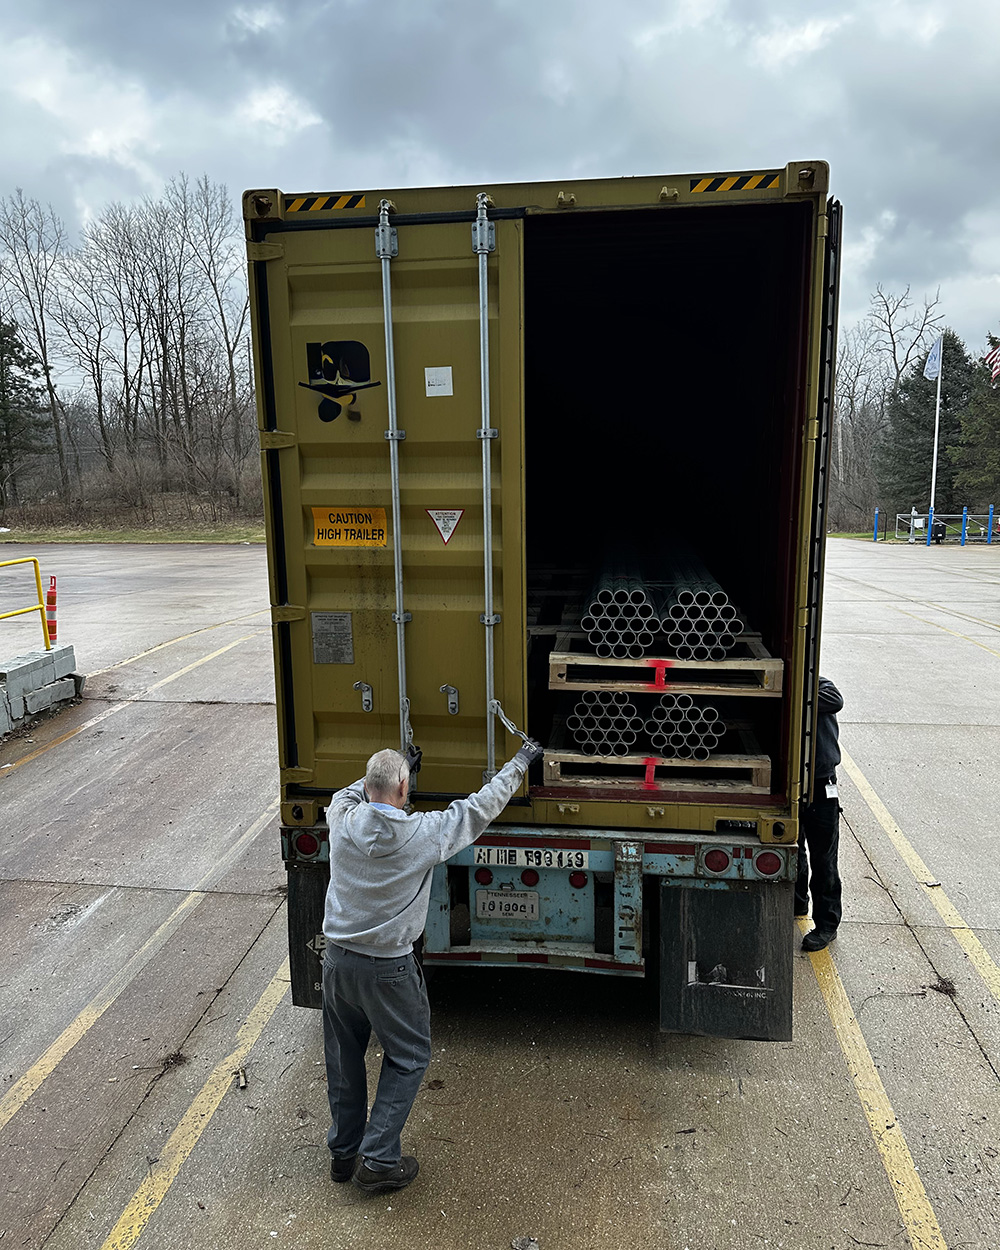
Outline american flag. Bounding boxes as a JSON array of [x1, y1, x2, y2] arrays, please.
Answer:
[[986, 342, 1000, 381]]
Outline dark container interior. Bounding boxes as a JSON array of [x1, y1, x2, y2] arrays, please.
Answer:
[[523, 201, 815, 801]]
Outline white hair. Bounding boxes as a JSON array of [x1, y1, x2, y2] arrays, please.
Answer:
[[365, 748, 409, 797]]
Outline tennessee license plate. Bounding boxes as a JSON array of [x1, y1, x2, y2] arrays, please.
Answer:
[[475, 890, 540, 920], [473, 846, 588, 869]]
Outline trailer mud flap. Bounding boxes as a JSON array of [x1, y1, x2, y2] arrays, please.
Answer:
[[287, 862, 330, 1009], [659, 880, 793, 1041]]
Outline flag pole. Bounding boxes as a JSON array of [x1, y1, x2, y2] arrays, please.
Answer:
[[928, 339, 944, 513]]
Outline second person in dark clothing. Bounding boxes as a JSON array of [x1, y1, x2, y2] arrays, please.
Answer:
[[795, 676, 844, 952]]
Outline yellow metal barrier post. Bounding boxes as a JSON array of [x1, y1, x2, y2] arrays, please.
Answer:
[[0, 558, 53, 651]]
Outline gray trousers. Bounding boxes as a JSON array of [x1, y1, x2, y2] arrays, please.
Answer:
[[322, 943, 432, 1169]]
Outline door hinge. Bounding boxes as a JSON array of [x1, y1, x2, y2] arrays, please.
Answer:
[[247, 241, 284, 262], [272, 604, 306, 623], [259, 429, 296, 450]]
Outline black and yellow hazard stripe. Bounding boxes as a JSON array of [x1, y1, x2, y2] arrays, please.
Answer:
[[284, 194, 366, 213], [689, 173, 780, 194]]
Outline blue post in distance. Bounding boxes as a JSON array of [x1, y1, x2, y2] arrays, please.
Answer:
[[873, 508, 879, 542], [961, 506, 968, 546], [926, 506, 934, 547], [989, 505, 995, 545]]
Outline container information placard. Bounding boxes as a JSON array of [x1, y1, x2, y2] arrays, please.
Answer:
[[311, 612, 354, 664], [312, 507, 387, 547]]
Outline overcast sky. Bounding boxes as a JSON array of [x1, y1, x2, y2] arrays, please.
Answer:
[[1, 0, 998, 351]]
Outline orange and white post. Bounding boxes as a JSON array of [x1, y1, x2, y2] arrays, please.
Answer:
[[46, 575, 57, 644]]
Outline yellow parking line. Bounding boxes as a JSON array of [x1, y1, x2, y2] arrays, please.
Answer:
[[802, 920, 948, 1250], [89, 610, 270, 677], [1, 633, 263, 777], [0, 799, 279, 1132], [896, 608, 1000, 662], [101, 959, 290, 1250], [840, 747, 1000, 1005]]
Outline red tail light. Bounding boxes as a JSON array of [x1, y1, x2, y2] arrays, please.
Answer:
[[521, 869, 540, 887], [295, 832, 319, 856], [474, 867, 493, 885], [569, 871, 588, 889], [704, 849, 731, 873], [755, 851, 782, 876]]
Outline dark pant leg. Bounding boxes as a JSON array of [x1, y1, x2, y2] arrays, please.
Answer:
[[355, 953, 432, 1169], [795, 842, 810, 914], [323, 945, 372, 1158], [801, 794, 842, 932]]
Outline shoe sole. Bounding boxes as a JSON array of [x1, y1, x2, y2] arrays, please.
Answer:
[[351, 1175, 417, 1194], [352, 1165, 417, 1195]]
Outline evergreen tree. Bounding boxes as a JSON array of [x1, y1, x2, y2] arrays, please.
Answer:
[[877, 328, 976, 515], [0, 319, 48, 512], [950, 336, 1000, 509]]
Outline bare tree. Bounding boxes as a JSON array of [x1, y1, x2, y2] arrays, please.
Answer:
[[830, 286, 944, 530], [0, 191, 71, 490]]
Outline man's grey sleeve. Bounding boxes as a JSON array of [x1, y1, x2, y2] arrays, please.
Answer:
[[326, 779, 366, 820], [428, 759, 528, 863]]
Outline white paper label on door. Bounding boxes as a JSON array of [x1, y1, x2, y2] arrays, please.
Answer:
[[424, 366, 454, 397]]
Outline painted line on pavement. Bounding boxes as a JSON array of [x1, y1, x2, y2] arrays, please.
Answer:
[[0, 799, 279, 1133], [801, 918, 948, 1250], [88, 609, 271, 677], [1, 632, 265, 777], [840, 746, 1000, 1007], [100, 959, 290, 1250], [896, 608, 1000, 662]]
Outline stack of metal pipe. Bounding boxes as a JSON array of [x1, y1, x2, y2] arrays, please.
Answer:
[[580, 565, 660, 659], [653, 555, 744, 661], [644, 693, 722, 761], [566, 690, 645, 756]]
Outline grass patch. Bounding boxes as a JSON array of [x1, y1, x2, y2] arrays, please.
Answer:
[[1, 522, 266, 544], [826, 531, 878, 540]]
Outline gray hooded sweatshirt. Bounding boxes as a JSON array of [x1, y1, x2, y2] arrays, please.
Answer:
[[322, 758, 528, 958]]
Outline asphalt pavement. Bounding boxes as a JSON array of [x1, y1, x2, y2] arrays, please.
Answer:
[[2, 539, 999, 1250]]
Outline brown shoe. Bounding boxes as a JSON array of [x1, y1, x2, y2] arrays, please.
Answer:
[[351, 1155, 419, 1194]]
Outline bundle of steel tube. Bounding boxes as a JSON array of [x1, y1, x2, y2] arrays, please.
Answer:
[[644, 692, 723, 761], [580, 564, 661, 659], [566, 690, 645, 756], [651, 554, 744, 660]]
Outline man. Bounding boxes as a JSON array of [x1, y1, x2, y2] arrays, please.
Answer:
[[795, 676, 844, 952], [322, 738, 542, 1194]]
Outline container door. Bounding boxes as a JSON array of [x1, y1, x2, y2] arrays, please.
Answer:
[[256, 213, 526, 800], [800, 198, 842, 803]]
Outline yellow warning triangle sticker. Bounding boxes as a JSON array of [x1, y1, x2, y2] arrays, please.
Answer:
[[426, 509, 465, 544]]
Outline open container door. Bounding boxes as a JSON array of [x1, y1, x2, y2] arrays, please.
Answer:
[[799, 197, 842, 805], [248, 195, 528, 809]]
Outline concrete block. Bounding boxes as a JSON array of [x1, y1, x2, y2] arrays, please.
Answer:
[[51, 644, 76, 680], [73, 673, 87, 696], [1, 652, 55, 698], [24, 684, 54, 715], [24, 676, 77, 715], [50, 676, 76, 703], [0, 693, 12, 736], [7, 691, 24, 719]]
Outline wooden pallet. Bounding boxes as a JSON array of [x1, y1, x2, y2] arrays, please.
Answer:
[[542, 747, 771, 795], [548, 634, 782, 696]]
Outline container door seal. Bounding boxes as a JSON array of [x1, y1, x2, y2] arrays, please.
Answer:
[[801, 198, 842, 804]]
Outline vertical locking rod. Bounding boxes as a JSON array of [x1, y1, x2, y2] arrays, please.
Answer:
[[473, 193, 499, 777], [376, 199, 413, 751]]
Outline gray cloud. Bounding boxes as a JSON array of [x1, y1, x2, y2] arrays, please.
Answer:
[[2, 0, 999, 349]]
